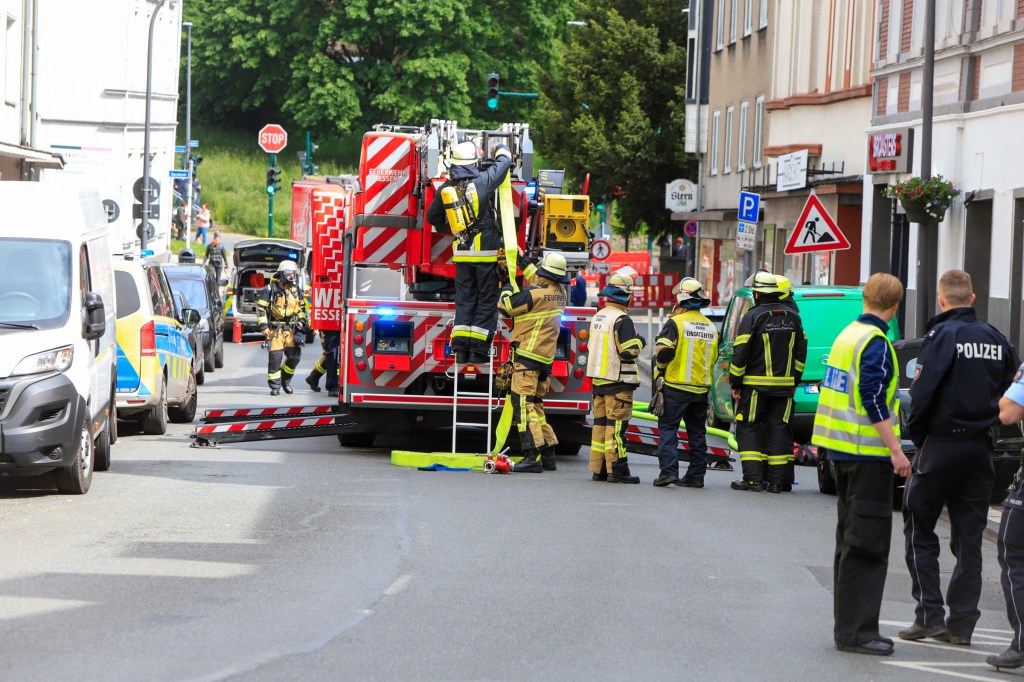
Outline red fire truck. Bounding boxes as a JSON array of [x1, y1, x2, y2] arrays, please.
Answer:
[[195, 120, 595, 451]]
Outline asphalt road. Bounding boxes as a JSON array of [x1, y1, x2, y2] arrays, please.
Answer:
[[0, 340, 1016, 681]]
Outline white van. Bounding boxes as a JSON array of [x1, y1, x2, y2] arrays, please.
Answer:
[[0, 183, 116, 494]]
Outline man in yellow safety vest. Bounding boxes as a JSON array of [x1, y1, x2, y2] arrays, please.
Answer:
[[585, 270, 646, 483], [653, 277, 719, 488], [812, 272, 911, 657]]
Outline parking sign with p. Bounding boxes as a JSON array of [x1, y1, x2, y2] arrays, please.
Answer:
[[738, 191, 761, 224]]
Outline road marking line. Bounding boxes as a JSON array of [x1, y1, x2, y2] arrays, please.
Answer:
[[0, 596, 92, 622], [383, 572, 413, 597], [882, 662, 1003, 681]]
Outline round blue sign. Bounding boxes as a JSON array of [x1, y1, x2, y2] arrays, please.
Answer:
[[684, 221, 698, 237]]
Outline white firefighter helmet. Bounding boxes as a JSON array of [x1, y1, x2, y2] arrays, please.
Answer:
[[673, 277, 709, 303], [751, 270, 780, 294], [743, 268, 770, 288], [538, 251, 570, 283], [451, 141, 478, 166], [608, 270, 635, 292], [599, 270, 634, 304], [276, 259, 300, 284]]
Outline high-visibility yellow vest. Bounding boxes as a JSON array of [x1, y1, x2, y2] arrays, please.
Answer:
[[812, 321, 899, 457], [586, 306, 639, 385], [658, 310, 718, 394]]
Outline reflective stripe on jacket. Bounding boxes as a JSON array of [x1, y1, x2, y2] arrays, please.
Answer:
[[812, 321, 899, 457], [587, 304, 642, 386], [498, 278, 566, 370], [656, 309, 719, 393]]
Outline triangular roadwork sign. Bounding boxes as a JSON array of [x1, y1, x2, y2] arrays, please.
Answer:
[[784, 193, 851, 254]]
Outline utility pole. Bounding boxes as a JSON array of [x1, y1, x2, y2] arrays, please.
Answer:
[[141, 0, 169, 252], [183, 20, 193, 248]]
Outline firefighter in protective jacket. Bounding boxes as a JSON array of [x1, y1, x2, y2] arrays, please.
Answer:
[[586, 271, 645, 483], [426, 141, 513, 365], [654, 278, 719, 488], [498, 252, 568, 473], [730, 271, 807, 492], [257, 260, 308, 396]]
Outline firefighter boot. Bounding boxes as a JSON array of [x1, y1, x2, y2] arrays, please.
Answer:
[[731, 458, 766, 491], [305, 370, 322, 392], [282, 377, 294, 395], [593, 460, 608, 482], [782, 461, 795, 492], [513, 449, 543, 473], [607, 458, 640, 484], [540, 445, 557, 471]]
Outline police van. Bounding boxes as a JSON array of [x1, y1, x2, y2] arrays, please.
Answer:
[[0, 183, 116, 494]]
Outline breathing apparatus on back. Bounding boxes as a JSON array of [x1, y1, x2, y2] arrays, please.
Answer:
[[440, 141, 482, 246]]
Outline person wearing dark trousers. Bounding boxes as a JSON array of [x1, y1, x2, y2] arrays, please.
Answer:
[[305, 330, 341, 397], [729, 272, 807, 493], [813, 273, 910, 656], [900, 269, 1018, 647], [426, 141, 513, 365], [653, 278, 718, 488], [989, 364, 1024, 670]]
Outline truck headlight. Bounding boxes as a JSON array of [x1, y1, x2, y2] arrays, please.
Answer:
[[577, 355, 588, 366], [354, 347, 365, 358], [12, 346, 74, 376]]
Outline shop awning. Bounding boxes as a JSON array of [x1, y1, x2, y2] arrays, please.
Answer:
[[0, 141, 64, 169]]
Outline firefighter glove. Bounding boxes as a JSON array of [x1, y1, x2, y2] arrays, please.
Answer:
[[493, 144, 512, 159]]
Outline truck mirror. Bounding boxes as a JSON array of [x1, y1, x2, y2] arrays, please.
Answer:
[[83, 291, 106, 340]]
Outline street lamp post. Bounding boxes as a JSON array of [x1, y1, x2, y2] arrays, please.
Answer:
[[141, 0, 169, 253], [915, 0, 937, 334], [183, 20, 193, 249]]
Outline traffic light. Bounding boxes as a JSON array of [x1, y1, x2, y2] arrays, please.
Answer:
[[487, 73, 500, 110], [309, 141, 319, 175], [266, 167, 281, 194]]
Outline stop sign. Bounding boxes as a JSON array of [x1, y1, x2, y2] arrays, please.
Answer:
[[258, 124, 288, 154]]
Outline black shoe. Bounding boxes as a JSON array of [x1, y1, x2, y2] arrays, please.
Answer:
[[781, 483, 793, 492], [305, 374, 321, 392], [731, 479, 764, 491], [454, 350, 470, 364], [608, 472, 640, 484], [679, 478, 704, 488], [935, 631, 971, 646], [898, 622, 947, 641], [988, 647, 1024, 669], [282, 384, 294, 395], [327, 389, 340, 398], [513, 450, 542, 473], [270, 388, 280, 396], [469, 351, 490, 365], [767, 483, 782, 494], [540, 446, 557, 471], [835, 640, 894, 656], [653, 475, 680, 487], [592, 473, 608, 482]]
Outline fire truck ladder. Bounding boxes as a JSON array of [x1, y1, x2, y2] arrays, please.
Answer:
[[445, 320, 500, 454], [189, 404, 377, 447]]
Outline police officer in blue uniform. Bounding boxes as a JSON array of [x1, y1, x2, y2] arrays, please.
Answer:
[[899, 269, 1018, 646], [988, 363, 1024, 670]]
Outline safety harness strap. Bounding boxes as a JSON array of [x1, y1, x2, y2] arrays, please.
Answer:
[[498, 169, 519, 293]]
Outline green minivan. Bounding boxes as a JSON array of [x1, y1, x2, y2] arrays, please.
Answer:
[[707, 285, 900, 443]]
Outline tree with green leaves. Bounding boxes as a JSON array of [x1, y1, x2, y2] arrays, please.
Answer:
[[183, 0, 574, 134], [534, 0, 694, 242]]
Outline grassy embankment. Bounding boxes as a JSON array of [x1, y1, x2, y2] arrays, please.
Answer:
[[185, 127, 360, 238]]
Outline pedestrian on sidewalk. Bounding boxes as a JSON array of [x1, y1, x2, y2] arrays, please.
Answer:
[[899, 269, 1018, 647], [204, 232, 228, 283], [989, 362, 1024, 670], [652, 277, 718, 488], [585, 271, 645, 483], [813, 273, 910, 656]]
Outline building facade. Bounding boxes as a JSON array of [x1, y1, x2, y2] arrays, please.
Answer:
[[760, 0, 876, 288], [687, 0, 774, 305], [865, 0, 1024, 344]]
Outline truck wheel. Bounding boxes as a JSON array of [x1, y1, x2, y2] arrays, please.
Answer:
[[196, 362, 205, 386], [108, 391, 118, 445], [142, 377, 169, 435], [204, 342, 216, 373], [556, 442, 583, 456], [339, 433, 375, 448], [55, 418, 94, 494], [94, 410, 112, 472], [169, 372, 198, 424], [817, 447, 837, 495], [214, 337, 225, 368]]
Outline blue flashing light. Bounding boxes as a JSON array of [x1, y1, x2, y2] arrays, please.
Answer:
[[561, 315, 571, 323], [288, 252, 298, 259], [377, 307, 397, 318], [141, 249, 154, 257]]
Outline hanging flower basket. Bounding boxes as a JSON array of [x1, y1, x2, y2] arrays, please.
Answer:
[[900, 197, 949, 224], [883, 175, 959, 224]]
